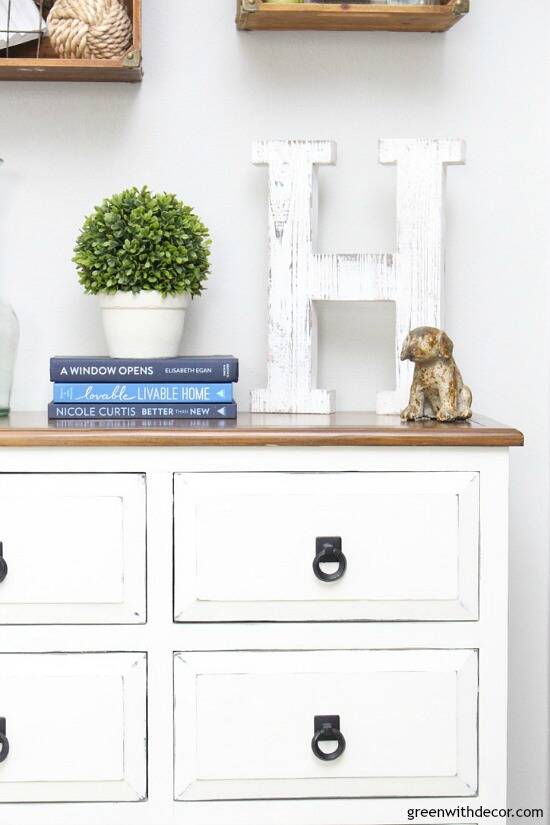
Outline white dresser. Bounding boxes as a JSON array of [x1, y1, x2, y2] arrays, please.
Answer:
[[0, 412, 523, 825]]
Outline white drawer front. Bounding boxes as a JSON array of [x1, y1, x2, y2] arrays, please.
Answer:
[[174, 649, 478, 801], [0, 474, 146, 623], [174, 472, 479, 621], [0, 652, 146, 802]]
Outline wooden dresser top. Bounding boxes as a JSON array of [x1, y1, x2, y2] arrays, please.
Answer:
[[0, 412, 524, 448]]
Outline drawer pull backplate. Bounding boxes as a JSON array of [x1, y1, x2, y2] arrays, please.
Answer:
[[311, 715, 346, 761], [313, 537, 346, 582]]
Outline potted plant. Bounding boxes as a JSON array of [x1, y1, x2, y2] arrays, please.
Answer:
[[73, 186, 211, 358]]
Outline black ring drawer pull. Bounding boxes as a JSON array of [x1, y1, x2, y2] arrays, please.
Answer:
[[0, 543, 7, 583], [311, 715, 346, 761], [313, 537, 346, 582], [0, 718, 9, 764]]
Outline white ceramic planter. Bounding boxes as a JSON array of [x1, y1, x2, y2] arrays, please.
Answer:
[[99, 291, 190, 358]]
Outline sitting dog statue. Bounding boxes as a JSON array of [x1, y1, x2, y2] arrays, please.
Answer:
[[400, 327, 472, 422]]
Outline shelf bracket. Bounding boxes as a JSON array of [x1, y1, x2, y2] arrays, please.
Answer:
[[453, 0, 470, 15], [123, 49, 142, 68]]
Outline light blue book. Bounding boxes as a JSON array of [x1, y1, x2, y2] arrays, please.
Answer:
[[53, 383, 234, 404]]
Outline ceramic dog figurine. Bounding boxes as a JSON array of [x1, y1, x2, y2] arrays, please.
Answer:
[[400, 327, 472, 422]]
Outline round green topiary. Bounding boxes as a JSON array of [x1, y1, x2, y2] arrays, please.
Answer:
[[74, 186, 211, 297]]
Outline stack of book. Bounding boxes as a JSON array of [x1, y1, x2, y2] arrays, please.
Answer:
[[48, 356, 238, 421]]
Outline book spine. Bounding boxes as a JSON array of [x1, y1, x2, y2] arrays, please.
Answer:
[[53, 383, 234, 404], [48, 403, 237, 420], [50, 357, 239, 383]]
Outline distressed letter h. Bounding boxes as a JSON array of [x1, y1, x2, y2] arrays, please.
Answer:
[[251, 139, 465, 414]]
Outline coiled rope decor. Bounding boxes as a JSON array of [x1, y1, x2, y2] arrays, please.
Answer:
[[47, 0, 132, 59]]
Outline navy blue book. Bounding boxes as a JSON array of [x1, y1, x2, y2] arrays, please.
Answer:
[[48, 402, 237, 420], [50, 356, 238, 383], [53, 383, 233, 404]]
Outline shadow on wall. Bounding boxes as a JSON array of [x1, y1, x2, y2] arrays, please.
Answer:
[[235, 25, 448, 105], [317, 300, 396, 412]]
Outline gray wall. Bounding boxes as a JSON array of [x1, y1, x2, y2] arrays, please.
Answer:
[[0, 0, 548, 814]]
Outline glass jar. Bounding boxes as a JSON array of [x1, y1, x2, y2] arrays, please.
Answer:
[[0, 302, 19, 416]]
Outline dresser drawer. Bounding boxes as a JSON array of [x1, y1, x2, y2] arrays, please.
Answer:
[[0, 652, 146, 802], [174, 649, 477, 801], [173, 472, 479, 621], [0, 474, 146, 623]]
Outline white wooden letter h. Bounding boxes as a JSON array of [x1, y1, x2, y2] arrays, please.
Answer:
[[251, 139, 465, 414]]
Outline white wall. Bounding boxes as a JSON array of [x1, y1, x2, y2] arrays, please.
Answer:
[[0, 0, 548, 814]]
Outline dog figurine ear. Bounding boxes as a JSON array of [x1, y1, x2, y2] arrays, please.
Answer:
[[400, 332, 412, 361], [438, 331, 454, 359]]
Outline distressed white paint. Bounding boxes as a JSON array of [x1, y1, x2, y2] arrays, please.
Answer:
[[0, 2, 543, 816], [0, 652, 146, 802], [173, 470, 479, 622], [0, 442, 509, 824], [251, 139, 465, 413], [174, 649, 478, 801], [0, 474, 146, 624]]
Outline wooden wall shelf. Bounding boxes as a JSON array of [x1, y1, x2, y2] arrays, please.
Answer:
[[0, 0, 142, 82], [236, 1, 469, 32]]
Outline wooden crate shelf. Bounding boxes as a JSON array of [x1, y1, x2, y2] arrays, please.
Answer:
[[0, 0, 142, 82], [236, 0, 469, 32]]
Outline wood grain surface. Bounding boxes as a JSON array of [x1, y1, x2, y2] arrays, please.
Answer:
[[0, 0, 142, 82], [0, 411, 523, 447], [236, 1, 469, 33]]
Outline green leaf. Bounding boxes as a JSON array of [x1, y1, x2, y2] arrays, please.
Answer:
[[74, 186, 211, 297]]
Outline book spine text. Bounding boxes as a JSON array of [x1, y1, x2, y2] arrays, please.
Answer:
[[53, 383, 234, 404], [48, 403, 237, 420]]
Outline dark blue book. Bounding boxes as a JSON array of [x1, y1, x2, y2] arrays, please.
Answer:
[[50, 356, 238, 383], [53, 383, 233, 404], [48, 402, 237, 420]]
